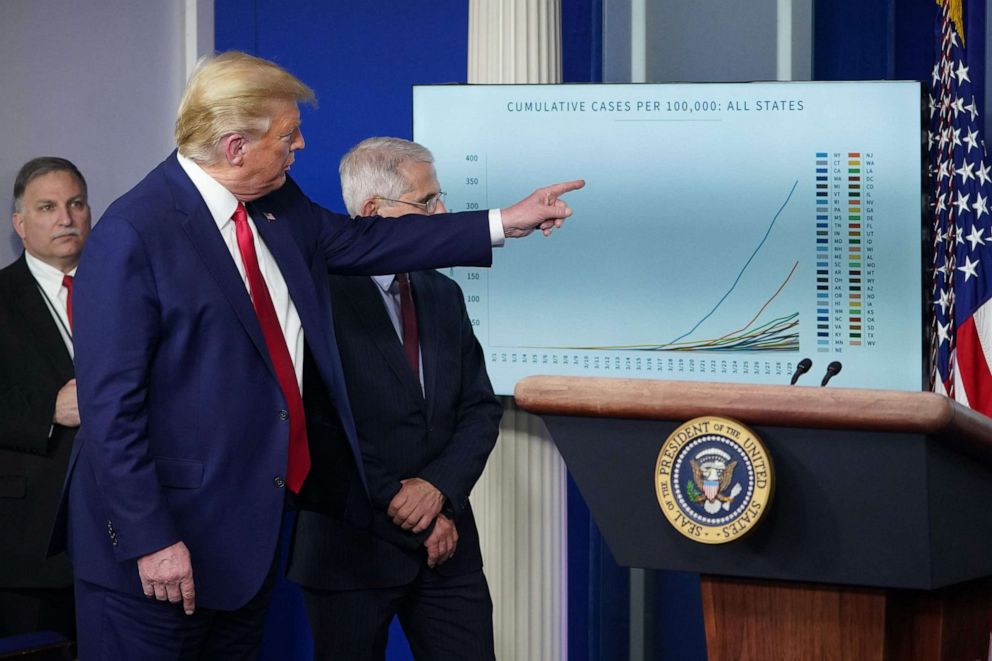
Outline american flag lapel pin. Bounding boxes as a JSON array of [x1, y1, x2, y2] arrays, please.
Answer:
[[263, 212, 276, 222]]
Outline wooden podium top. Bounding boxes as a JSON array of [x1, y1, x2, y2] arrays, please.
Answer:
[[514, 376, 992, 460]]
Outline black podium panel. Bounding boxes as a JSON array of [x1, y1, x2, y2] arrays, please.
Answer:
[[546, 414, 992, 589]]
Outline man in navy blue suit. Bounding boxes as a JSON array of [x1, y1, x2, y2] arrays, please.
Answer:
[[60, 51, 581, 659], [289, 138, 501, 660]]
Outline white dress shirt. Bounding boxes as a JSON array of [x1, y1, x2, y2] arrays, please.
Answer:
[[177, 154, 306, 390], [24, 252, 75, 360], [487, 210, 505, 246]]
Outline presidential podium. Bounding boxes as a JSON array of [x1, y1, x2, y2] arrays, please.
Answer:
[[514, 376, 992, 661]]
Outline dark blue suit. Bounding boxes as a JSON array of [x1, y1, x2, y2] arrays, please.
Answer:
[[59, 153, 491, 648]]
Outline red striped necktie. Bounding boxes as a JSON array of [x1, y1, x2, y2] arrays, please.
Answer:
[[231, 202, 310, 493], [396, 273, 419, 376], [62, 274, 73, 330]]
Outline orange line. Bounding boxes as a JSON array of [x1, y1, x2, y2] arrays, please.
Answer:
[[697, 260, 800, 346]]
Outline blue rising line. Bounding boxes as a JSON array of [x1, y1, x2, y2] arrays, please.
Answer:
[[668, 180, 799, 345]]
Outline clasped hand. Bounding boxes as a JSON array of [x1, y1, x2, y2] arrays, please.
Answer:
[[53, 379, 80, 427], [387, 477, 444, 533], [424, 514, 457, 568]]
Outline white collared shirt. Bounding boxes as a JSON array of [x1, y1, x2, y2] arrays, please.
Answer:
[[177, 153, 305, 389], [24, 252, 75, 360]]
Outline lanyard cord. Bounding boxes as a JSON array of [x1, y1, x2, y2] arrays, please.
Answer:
[[34, 280, 73, 344]]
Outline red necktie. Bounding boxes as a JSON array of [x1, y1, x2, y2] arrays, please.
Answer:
[[232, 202, 310, 493], [396, 273, 419, 376], [62, 274, 73, 330]]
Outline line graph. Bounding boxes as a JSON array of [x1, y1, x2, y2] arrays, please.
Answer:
[[667, 180, 799, 345], [414, 82, 925, 394], [529, 259, 800, 352]]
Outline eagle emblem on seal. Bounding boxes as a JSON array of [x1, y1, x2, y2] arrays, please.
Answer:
[[689, 448, 743, 514]]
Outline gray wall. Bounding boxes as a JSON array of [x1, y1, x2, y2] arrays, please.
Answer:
[[0, 0, 185, 266], [604, 0, 813, 83], [646, 0, 779, 82], [603, 0, 633, 82]]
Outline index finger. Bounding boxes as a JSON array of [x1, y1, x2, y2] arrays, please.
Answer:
[[387, 491, 407, 518], [180, 576, 196, 615], [425, 539, 440, 567], [542, 179, 585, 197], [140, 577, 154, 598]]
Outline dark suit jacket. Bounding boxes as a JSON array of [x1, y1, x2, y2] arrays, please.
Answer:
[[60, 152, 492, 610], [0, 255, 74, 589], [288, 270, 501, 590]]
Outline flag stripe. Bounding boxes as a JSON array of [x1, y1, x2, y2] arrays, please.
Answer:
[[957, 313, 992, 410]]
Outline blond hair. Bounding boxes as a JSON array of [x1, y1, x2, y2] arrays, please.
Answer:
[[175, 51, 315, 163]]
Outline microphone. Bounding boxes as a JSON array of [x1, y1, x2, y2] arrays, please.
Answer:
[[820, 361, 842, 387], [789, 358, 812, 385]]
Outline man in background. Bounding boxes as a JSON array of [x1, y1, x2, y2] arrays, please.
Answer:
[[289, 137, 500, 661], [0, 157, 90, 639]]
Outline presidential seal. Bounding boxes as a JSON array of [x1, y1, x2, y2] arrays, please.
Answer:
[[655, 416, 774, 544]]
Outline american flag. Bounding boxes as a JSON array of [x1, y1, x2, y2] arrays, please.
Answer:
[[929, 0, 992, 415]]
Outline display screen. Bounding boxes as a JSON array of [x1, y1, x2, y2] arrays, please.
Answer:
[[413, 82, 925, 394]]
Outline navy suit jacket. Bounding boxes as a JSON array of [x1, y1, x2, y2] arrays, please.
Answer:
[[61, 152, 491, 609], [0, 255, 75, 589], [288, 271, 501, 590]]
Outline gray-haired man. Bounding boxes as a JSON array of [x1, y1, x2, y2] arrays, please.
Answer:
[[289, 137, 500, 661]]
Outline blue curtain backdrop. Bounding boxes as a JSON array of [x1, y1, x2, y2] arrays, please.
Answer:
[[213, 1, 957, 660], [813, 0, 972, 103]]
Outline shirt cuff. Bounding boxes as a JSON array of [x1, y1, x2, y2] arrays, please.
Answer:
[[488, 209, 505, 247]]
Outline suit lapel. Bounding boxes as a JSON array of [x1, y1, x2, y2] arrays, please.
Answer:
[[247, 201, 326, 362], [9, 256, 73, 381], [167, 158, 277, 380], [340, 277, 426, 405]]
